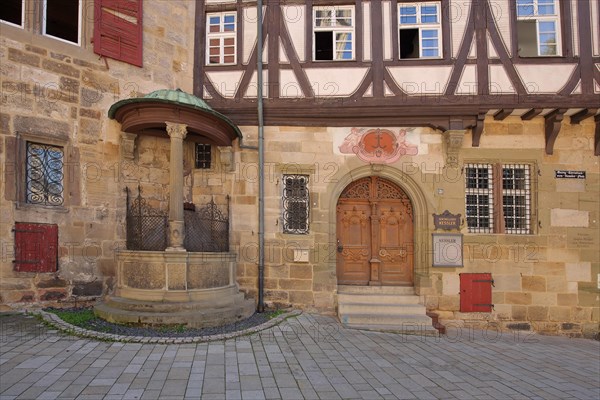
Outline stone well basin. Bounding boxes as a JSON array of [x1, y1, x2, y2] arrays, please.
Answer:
[[95, 251, 255, 328]]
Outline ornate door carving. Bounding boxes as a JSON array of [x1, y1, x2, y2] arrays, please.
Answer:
[[336, 177, 414, 286]]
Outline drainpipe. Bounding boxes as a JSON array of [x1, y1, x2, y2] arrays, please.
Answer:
[[257, 0, 265, 313]]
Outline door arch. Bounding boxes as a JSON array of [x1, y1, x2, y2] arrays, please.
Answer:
[[336, 176, 414, 286]]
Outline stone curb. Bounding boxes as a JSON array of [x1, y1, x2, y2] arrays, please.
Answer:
[[32, 309, 302, 344]]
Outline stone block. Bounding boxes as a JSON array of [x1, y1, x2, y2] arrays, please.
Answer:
[[550, 209, 589, 227], [122, 262, 165, 289], [265, 265, 289, 279], [557, 293, 578, 306], [565, 262, 592, 282], [80, 87, 104, 108], [80, 117, 102, 144], [531, 292, 556, 306], [290, 265, 313, 280], [313, 292, 333, 309], [167, 264, 186, 290], [72, 281, 103, 297], [442, 273, 459, 295], [278, 279, 312, 291], [527, 306, 548, 321], [578, 282, 600, 307], [522, 275, 546, 292], [438, 295, 460, 311], [0, 113, 10, 134], [512, 305, 527, 320], [187, 264, 229, 289], [493, 274, 522, 291], [572, 307, 592, 321], [505, 292, 532, 305], [59, 76, 80, 94], [546, 276, 567, 292], [8, 48, 40, 67], [39, 289, 67, 301], [288, 290, 313, 305], [0, 279, 32, 291], [36, 278, 68, 288], [14, 116, 69, 140], [42, 59, 80, 78], [264, 290, 289, 302], [98, 259, 116, 276], [1, 291, 36, 303], [549, 306, 571, 322]]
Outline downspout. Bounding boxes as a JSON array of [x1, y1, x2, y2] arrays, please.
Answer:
[[256, 0, 265, 312]]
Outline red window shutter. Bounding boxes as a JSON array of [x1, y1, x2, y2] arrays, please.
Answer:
[[94, 0, 143, 67], [14, 223, 58, 273], [460, 273, 493, 312]]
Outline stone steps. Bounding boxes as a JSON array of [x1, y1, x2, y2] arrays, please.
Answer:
[[95, 295, 255, 328], [337, 285, 440, 336]]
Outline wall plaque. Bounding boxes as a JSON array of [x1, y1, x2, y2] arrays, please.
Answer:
[[555, 170, 586, 179], [432, 233, 463, 267], [433, 210, 461, 230]]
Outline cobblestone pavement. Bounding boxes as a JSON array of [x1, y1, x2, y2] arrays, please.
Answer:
[[1, 313, 599, 400]]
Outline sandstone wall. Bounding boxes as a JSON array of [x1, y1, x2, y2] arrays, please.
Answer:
[[0, 0, 195, 306]]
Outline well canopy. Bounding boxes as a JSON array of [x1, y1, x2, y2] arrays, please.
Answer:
[[108, 89, 242, 146]]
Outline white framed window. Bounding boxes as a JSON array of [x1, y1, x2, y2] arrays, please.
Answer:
[[398, 2, 442, 59], [465, 163, 532, 235], [206, 12, 237, 65], [282, 175, 310, 234], [313, 6, 354, 61], [516, 0, 561, 56], [0, 0, 24, 28], [43, 0, 82, 45]]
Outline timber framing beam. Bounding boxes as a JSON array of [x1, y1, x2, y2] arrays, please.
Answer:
[[493, 109, 514, 121], [570, 108, 598, 124], [470, 113, 486, 147], [544, 109, 566, 155], [521, 109, 543, 120]]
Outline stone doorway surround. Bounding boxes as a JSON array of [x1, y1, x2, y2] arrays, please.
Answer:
[[326, 165, 434, 294]]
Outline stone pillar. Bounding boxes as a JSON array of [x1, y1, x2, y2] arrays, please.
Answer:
[[165, 122, 188, 251]]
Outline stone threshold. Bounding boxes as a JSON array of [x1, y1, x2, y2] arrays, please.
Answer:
[[31, 309, 302, 344]]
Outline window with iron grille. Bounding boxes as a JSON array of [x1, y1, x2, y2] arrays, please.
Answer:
[[465, 163, 532, 234], [282, 175, 309, 234], [26, 142, 64, 206], [195, 144, 212, 169]]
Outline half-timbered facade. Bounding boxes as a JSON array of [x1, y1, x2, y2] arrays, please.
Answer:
[[1, 0, 599, 337]]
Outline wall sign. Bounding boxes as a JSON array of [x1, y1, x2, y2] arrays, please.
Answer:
[[432, 233, 463, 267], [555, 170, 586, 179], [433, 210, 461, 230]]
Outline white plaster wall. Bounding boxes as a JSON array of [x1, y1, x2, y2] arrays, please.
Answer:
[[387, 66, 452, 94], [305, 68, 369, 96], [515, 64, 578, 93], [489, 65, 516, 94], [282, 5, 305, 62], [363, 2, 372, 61], [205, 71, 244, 98], [383, 1, 392, 60], [451, 0, 471, 58], [242, 7, 258, 64]]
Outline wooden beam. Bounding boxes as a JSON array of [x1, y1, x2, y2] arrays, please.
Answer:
[[595, 114, 600, 156], [570, 108, 598, 124], [521, 108, 543, 120], [544, 109, 566, 155], [471, 113, 486, 147], [493, 109, 514, 121]]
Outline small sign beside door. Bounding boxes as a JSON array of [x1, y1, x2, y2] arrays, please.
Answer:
[[432, 233, 463, 267], [555, 170, 586, 179], [433, 210, 461, 231]]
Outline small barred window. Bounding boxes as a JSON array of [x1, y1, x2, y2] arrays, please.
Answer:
[[282, 175, 309, 234], [26, 142, 64, 206], [195, 144, 211, 169]]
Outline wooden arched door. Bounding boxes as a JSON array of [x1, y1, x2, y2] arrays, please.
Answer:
[[336, 177, 414, 286]]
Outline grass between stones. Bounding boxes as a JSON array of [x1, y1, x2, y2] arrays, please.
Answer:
[[43, 307, 293, 338]]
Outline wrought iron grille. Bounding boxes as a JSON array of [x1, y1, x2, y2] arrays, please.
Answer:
[[26, 142, 64, 206], [502, 164, 531, 234], [126, 187, 168, 251], [184, 198, 229, 252], [282, 175, 309, 234], [465, 164, 494, 233]]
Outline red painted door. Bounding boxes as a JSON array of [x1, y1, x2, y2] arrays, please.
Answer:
[[14, 223, 58, 272], [460, 273, 493, 312]]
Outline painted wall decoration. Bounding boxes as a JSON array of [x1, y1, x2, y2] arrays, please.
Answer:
[[338, 128, 418, 163]]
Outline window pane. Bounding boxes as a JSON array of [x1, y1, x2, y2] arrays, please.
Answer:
[[540, 44, 557, 55], [45, 0, 79, 44], [224, 15, 235, 23], [209, 16, 220, 25], [0, 0, 23, 26], [516, 0, 534, 17], [538, 0, 555, 15], [422, 48, 438, 57], [538, 21, 556, 33]]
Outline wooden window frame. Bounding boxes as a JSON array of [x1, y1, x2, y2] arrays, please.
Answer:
[[42, 0, 83, 46], [465, 162, 535, 235], [398, 1, 443, 59], [206, 11, 237, 65], [312, 5, 355, 61], [515, 0, 563, 57]]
